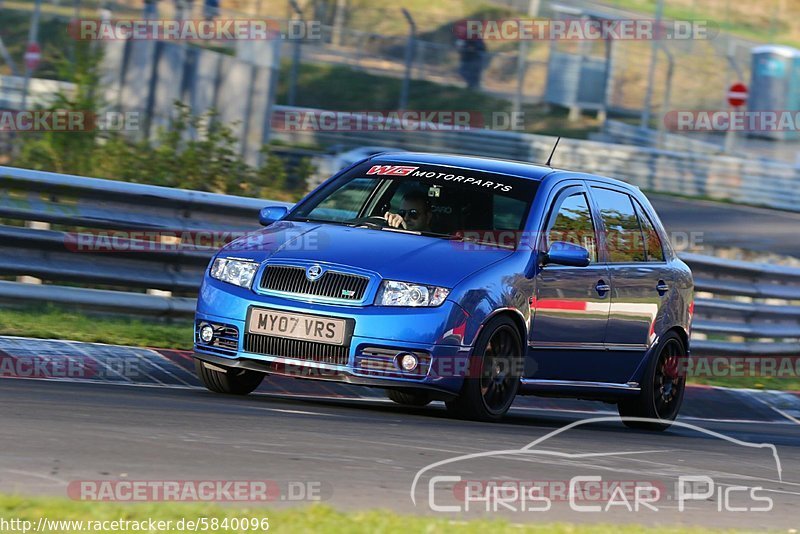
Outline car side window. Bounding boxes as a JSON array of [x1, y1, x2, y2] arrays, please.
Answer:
[[633, 199, 665, 262], [546, 191, 598, 263], [591, 188, 647, 263], [305, 177, 379, 221]]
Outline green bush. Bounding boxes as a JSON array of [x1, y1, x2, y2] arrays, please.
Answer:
[[11, 43, 310, 202]]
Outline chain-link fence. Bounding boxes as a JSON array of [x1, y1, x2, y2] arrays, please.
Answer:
[[0, 0, 770, 107], [287, 1, 763, 117], [0, 0, 784, 144]]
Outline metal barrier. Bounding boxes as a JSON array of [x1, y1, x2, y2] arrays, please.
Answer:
[[685, 252, 800, 356], [590, 120, 724, 154], [0, 165, 287, 316], [0, 75, 76, 111], [0, 165, 798, 357]]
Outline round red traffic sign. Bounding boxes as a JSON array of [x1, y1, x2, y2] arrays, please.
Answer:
[[727, 82, 748, 107], [24, 42, 42, 72]]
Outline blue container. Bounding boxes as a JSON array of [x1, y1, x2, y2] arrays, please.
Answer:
[[748, 45, 800, 140]]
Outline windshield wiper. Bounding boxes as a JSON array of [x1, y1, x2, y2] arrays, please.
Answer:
[[350, 221, 384, 230], [289, 217, 350, 226], [380, 227, 421, 235], [346, 216, 390, 230]]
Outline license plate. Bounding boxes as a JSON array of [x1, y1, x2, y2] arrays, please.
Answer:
[[248, 308, 347, 345]]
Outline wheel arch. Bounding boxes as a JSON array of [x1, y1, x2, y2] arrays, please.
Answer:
[[666, 325, 690, 354], [479, 308, 528, 353], [629, 325, 689, 384]]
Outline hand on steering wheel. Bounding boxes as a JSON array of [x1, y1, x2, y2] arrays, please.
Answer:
[[383, 212, 407, 229]]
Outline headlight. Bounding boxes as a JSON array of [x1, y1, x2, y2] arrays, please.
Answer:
[[375, 280, 450, 307], [210, 258, 259, 288]]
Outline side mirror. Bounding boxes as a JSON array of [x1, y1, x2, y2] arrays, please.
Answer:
[[259, 206, 288, 226], [543, 241, 590, 267]]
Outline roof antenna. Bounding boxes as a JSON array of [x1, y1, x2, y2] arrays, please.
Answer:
[[545, 136, 561, 167]]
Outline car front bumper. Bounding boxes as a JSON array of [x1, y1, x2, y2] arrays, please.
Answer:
[[193, 278, 474, 394]]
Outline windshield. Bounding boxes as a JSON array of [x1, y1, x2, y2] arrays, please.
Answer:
[[289, 161, 539, 241]]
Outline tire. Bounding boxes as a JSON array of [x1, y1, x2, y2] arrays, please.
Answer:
[[195, 359, 265, 395], [386, 389, 433, 407], [618, 331, 687, 431], [445, 316, 522, 422]]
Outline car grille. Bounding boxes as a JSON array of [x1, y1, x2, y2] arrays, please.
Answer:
[[244, 333, 349, 366], [260, 265, 370, 301]]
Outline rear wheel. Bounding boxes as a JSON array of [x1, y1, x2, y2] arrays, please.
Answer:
[[617, 332, 686, 431], [446, 316, 522, 422], [386, 389, 432, 407], [195, 359, 265, 395]]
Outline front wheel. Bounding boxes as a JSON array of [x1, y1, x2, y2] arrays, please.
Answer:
[[446, 316, 522, 422], [195, 360, 265, 395], [617, 332, 686, 431]]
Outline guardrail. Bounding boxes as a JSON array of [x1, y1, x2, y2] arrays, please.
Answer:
[[684, 252, 800, 356], [0, 165, 798, 357], [0, 75, 76, 111], [590, 120, 723, 155], [0, 165, 287, 316]]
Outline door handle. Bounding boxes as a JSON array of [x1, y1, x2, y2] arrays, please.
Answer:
[[656, 280, 669, 295], [595, 280, 610, 296]]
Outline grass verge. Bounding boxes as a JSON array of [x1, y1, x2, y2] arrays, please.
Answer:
[[689, 375, 800, 393], [0, 495, 733, 533], [0, 305, 193, 350]]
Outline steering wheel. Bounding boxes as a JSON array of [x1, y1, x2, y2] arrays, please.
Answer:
[[350, 215, 390, 229]]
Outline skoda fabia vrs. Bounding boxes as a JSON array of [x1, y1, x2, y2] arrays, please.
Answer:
[[193, 153, 693, 428]]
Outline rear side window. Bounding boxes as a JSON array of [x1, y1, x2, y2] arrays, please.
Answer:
[[546, 192, 598, 263], [591, 188, 647, 263], [633, 200, 665, 262]]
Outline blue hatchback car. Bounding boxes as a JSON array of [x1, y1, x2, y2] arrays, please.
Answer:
[[193, 153, 693, 428]]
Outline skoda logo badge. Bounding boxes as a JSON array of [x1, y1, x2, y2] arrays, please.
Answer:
[[306, 264, 324, 282]]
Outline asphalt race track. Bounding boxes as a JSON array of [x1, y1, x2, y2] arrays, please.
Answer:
[[3, 194, 800, 529], [2, 376, 799, 529], [649, 194, 800, 258]]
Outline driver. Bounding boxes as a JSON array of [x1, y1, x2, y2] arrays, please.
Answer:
[[383, 190, 433, 232]]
